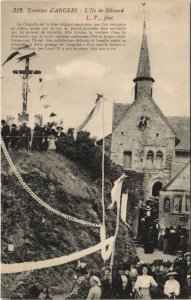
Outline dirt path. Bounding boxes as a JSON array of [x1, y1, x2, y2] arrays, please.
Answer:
[[136, 246, 176, 263]]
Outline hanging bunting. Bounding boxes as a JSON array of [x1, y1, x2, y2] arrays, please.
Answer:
[[73, 94, 102, 140], [108, 173, 127, 209]]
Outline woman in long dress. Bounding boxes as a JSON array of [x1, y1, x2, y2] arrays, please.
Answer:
[[134, 264, 158, 299]]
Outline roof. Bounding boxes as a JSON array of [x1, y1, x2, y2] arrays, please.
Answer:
[[134, 20, 154, 82], [112, 103, 130, 129], [167, 116, 190, 151], [162, 160, 190, 191]]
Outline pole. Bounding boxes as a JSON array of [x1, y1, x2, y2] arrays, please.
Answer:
[[110, 199, 121, 278], [101, 99, 105, 227]]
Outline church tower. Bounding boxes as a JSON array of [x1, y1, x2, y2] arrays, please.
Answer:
[[133, 20, 154, 100]]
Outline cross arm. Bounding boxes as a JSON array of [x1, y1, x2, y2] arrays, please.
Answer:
[[13, 70, 41, 74]]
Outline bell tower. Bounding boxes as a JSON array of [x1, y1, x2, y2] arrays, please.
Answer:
[[133, 10, 154, 100]]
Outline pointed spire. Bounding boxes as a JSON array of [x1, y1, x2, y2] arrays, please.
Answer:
[[134, 3, 154, 82]]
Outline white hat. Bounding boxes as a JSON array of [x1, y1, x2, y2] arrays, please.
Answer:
[[91, 276, 101, 286]]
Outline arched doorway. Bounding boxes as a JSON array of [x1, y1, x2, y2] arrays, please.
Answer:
[[152, 181, 163, 197]]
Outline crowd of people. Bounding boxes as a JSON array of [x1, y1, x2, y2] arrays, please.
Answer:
[[1, 119, 66, 152], [58, 252, 191, 300], [137, 197, 189, 255]]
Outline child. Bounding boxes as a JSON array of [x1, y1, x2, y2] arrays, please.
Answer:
[[47, 134, 57, 151]]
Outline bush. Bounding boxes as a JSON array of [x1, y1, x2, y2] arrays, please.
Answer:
[[56, 131, 115, 180]]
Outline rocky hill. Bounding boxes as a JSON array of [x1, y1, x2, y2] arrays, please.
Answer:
[[1, 149, 136, 298]]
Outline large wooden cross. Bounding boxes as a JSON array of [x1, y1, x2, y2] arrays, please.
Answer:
[[13, 57, 41, 122]]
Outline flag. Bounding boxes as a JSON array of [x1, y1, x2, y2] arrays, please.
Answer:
[[73, 95, 102, 140], [40, 95, 47, 101], [50, 113, 57, 117], [2, 51, 20, 66], [17, 52, 37, 62], [108, 173, 127, 209]]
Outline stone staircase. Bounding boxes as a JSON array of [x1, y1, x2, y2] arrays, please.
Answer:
[[132, 237, 143, 248]]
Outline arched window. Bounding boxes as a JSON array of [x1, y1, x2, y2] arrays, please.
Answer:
[[156, 151, 163, 168], [164, 197, 170, 212], [146, 150, 154, 168]]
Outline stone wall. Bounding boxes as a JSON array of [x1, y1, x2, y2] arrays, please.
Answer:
[[159, 190, 190, 229], [110, 97, 175, 199]]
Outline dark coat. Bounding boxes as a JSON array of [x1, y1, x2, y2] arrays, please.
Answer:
[[112, 274, 132, 299], [101, 277, 112, 299], [10, 127, 19, 149], [1, 124, 10, 147], [1, 123, 10, 138]]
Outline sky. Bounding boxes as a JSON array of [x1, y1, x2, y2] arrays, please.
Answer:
[[1, 0, 190, 138]]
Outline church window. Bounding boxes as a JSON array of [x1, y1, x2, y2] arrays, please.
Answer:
[[164, 197, 170, 212], [123, 151, 132, 169], [156, 133, 159, 137], [121, 131, 124, 135], [182, 194, 190, 213], [156, 151, 163, 168], [121, 143, 123, 146], [146, 150, 154, 168], [173, 195, 182, 213]]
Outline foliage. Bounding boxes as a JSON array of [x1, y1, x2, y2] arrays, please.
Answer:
[[56, 131, 117, 180]]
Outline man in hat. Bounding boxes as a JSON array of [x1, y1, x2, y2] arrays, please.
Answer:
[[10, 124, 19, 151], [164, 270, 180, 298], [150, 260, 164, 299], [112, 264, 132, 299], [18, 121, 31, 150], [56, 126, 65, 138], [1, 119, 10, 149], [160, 261, 172, 285]]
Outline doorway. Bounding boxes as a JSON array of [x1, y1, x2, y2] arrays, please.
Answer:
[[152, 181, 163, 197]]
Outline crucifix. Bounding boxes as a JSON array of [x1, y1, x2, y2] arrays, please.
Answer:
[[13, 56, 41, 122]]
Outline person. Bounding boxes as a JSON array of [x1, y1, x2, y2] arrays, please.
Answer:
[[163, 228, 170, 254], [181, 274, 191, 299], [151, 260, 164, 299], [86, 276, 102, 300], [31, 122, 43, 151], [112, 264, 132, 299], [47, 133, 57, 151], [160, 261, 172, 285], [18, 121, 31, 150], [10, 124, 19, 150], [178, 235, 188, 254], [56, 126, 65, 138], [1, 119, 10, 149], [168, 227, 177, 255], [68, 266, 90, 299], [134, 264, 158, 299], [182, 252, 191, 281], [164, 270, 180, 299], [100, 266, 112, 299], [42, 124, 51, 152]]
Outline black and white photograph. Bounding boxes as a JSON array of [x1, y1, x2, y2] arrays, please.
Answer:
[[1, 0, 190, 299]]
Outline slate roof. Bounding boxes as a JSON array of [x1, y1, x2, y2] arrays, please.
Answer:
[[167, 116, 190, 151], [162, 160, 190, 191]]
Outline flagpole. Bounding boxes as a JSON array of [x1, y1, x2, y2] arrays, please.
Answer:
[[101, 99, 106, 229]]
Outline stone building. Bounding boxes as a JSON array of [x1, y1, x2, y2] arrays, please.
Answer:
[[159, 161, 190, 229], [108, 20, 190, 201]]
